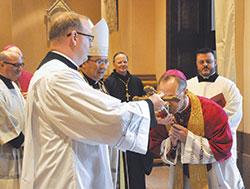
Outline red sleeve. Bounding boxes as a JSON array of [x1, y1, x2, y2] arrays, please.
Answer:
[[149, 124, 169, 157], [200, 96, 232, 162]]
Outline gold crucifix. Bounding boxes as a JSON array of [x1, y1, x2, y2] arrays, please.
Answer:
[[118, 77, 131, 102], [125, 92, 131, 101]]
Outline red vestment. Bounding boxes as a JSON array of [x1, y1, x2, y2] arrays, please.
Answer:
[[150, 96, 232, 162]]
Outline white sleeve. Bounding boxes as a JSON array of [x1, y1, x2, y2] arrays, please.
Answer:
[[160, 138, 178, 165], [181, 131, 216, 164], [36, 69, 151, 154], [223, 82, 242, 134]]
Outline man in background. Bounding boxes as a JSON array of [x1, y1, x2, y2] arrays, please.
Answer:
[[78, 18, 121, 188], [0, 51, 25, 188], [105, 52, 152, 189], [78, 18, 109, 94], [4, 45, 33, 99], [21, 12, 164, 189], [187, 48, 242, 162]]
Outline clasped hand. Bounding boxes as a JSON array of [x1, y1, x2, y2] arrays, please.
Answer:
[[155, 112, 188, 147], [169, 124, 188, 146]]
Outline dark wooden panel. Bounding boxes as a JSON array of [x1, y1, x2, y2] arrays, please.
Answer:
[[167, 0, 215, 79], [178, 0, 200, 33], [237, 131, 250, 188]]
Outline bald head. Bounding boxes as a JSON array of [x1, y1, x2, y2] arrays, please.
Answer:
[[158, 76, 188, 114], [0, 51, 23, 81], [5, 46, 23, 58], [159, 75, 187, 93]]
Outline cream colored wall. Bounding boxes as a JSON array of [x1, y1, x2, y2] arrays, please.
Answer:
[[0, 0, 13, 50], [107, 0, 133, 76], [243, 0, 250, 134], [131, 0, 155, 75], [235, 0, 250, 134], [235, 0, 244, 132], [1, 0, 165, 80], [154, 0, 166, 80], [0, 0, 100, 74], [108, 0, 166, 79]]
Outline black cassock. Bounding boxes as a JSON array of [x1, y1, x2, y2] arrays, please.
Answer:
[[105, 70, 154, 189]]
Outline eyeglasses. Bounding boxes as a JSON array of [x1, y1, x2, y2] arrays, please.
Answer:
[[3, 61, 24, 68], [88, 58, 109, 65], [67, 32, 94, 42]]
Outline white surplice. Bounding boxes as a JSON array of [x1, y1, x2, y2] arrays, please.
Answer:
[[161, 132, 244, 189], [21, 56, 152, 189], [187, 75, 242, 161], [0, 79, 25, 189]]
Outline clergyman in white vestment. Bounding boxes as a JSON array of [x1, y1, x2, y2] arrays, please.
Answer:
[[21, 12, 164, 189], [0, 51, 26, 189], [187, 48, 242, 162]]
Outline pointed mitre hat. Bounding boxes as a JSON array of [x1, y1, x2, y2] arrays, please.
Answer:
[[88, 18, 109, 57]]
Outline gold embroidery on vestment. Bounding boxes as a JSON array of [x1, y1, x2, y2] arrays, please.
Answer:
[[166, 92, 208, 189]]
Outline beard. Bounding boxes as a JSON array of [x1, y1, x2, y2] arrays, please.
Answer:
[[199, 66, 216, 77]]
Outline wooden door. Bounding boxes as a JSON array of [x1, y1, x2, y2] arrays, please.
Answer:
[[166, 0, 215, 79]]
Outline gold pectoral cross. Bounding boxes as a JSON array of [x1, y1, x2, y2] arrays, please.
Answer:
[[125, 86, 131, 101], [118, 77, 131, 102], [126, 92, 131, 101]]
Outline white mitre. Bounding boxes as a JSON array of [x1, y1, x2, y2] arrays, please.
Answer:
[[88, 18, 109, 57]]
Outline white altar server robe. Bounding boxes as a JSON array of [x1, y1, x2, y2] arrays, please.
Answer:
[[187, 76, 242, 161], [21, 58, 152, 189], [0, 79, 25, 189]]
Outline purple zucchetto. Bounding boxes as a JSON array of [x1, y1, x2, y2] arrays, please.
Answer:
[[161, 69, 187, 81]]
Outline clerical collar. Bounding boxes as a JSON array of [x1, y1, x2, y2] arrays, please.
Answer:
[[80, 71, 100, 89], [37, 51, 78, 71], [113, 69, 131, 82], [52, 51, 79, 68], [198, 73, 219, 82], [0, 74, 14, 89]]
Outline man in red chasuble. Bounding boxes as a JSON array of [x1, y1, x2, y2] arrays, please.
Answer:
[[150, 69, 244, 188]]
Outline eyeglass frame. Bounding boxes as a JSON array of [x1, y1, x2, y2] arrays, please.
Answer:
[[3, 61, 24, 68], [87, 57, 109, 65], [67, 31, 94, 42]]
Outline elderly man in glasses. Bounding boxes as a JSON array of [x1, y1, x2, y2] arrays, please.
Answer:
[[4, 45, 33, 99], [0, 50, 26, 188], [78, 19, 109, 93]]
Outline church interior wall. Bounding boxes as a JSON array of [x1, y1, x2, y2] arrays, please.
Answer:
[[0, 0, 249, 184], [235, 0, 250, 185], [0, 0, 101, 74], [108, 0, 166, 81], [154, 0, 166, 81], [1, 0, 166, 84], [242, 0, 250, 135], [0, 1, 13, 49]]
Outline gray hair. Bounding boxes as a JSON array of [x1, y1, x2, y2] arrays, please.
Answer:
[[0, 51, 20, 62]]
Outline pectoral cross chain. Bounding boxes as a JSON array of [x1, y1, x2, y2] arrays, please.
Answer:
[[118, 77, 131, 102], [125, 87, 131, 101]]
